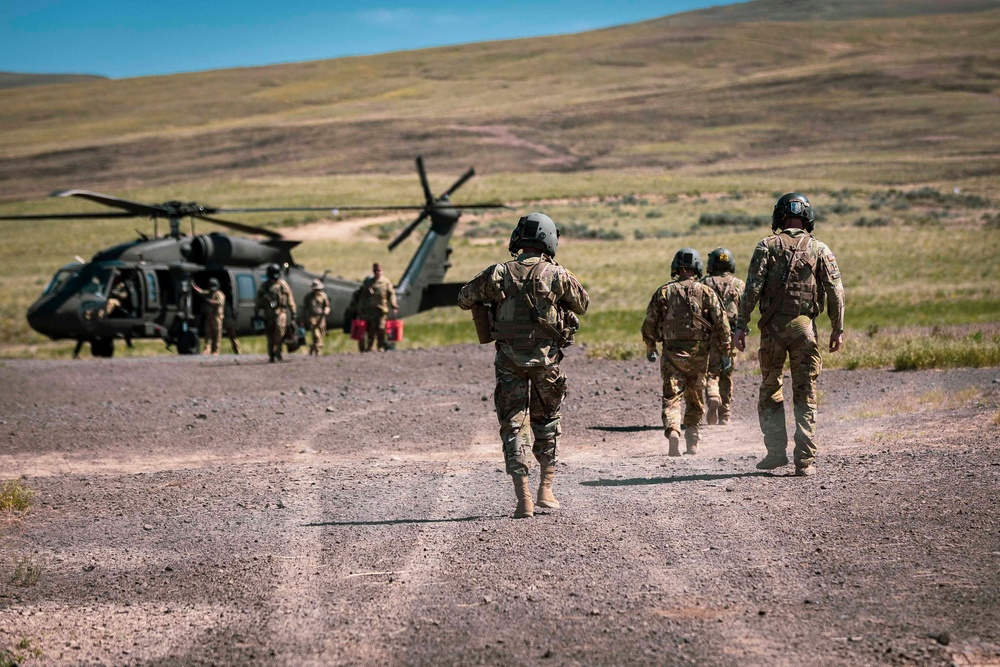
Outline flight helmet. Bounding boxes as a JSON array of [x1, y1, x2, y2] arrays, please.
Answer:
[[267, 263, 281, 279], [706, 247, 736, 275], [671, 247, 703, 278], [772, 192, 815, 232], [508, 212, 559, 257], [207, 277, 221, 291]]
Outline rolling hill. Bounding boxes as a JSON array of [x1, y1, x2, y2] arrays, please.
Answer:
[[0, 0, 998, 200]]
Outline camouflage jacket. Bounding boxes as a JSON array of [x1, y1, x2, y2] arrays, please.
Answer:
[[255, 278, 296, 319], [304, 290, 331, 319], [201, 288, 226, 319], [641, 277, 731, 355], [458, 253, 590, 368], [701, 273, 745, 326], [354, 275, 398, 319], [736, 229, 845, 334]]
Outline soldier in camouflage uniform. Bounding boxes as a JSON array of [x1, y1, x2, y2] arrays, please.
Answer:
[[701, 248, 745, 425], [458, 213, 589, 519], [734, 193, 846, 476], [642, 248, 731, 457], [255, 263, 297, 363], [193, 277, 225, 355], [303, 279, 331, 356], [352, 263, 399, 352]]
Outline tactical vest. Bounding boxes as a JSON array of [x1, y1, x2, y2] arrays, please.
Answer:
[[764, 233, 820, 317], [262, 280, 291, 312], [491, 260, 555, 351], [704, 275, 741, 321], [660, 280, 713, 342]]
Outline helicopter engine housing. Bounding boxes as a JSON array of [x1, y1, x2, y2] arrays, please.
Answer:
[[182, 233, 284, 267]]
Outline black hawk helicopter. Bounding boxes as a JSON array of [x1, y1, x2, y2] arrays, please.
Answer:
[[0, 157, 505, 357]]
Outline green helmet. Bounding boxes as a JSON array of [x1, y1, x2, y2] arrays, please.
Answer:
[[267, 263, 281, 279], [671, 247, 703, 278], [207, 277, 221, 290], [706, 247, 736, 275], [508, 212, 559, 257], [772, 192, 815, 232]]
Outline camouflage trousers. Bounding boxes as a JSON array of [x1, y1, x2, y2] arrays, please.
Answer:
[[202, 314, 224, 354], [306, 316, 326, 355], [494, 354, 566, 477], [706, 348, 740, 419], [659, 341, 710, 436], [360, 314, 388, 352], [757, 315, 823, 467], [265, 310, 289, 360]]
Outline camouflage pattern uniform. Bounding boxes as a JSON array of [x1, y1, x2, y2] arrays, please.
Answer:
[[255, 277, 297, 362], [701, 272, 745, 423], [642, 278, 731, 448], [458, 253, 589, 478], [303, 285, 331, 356], [736, 228, 845, 468], [199, 287, 226, 355], [354, 275, 399, 352]]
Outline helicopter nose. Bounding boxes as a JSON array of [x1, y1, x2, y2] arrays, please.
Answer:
[[26, 295, 83, 339]]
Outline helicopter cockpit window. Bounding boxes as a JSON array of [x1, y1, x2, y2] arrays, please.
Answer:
[[43, 267, 80, 296], [79, 266, 113, 296]]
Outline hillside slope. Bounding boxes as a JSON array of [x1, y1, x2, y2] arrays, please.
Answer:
[[0, 0, 998, 198]]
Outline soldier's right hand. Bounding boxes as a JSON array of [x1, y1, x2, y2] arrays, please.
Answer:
[[733, 329, 747, 352], [646, 350, 658, 363]]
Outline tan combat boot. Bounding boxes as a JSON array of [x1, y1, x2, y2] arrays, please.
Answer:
[[667, 430, 681, 457], [706, 397, 720, 425], [512, 475, 535, 518], [755, 451, 789, 470], [685, 427, 700, 455], [536, 465, 560, 509]]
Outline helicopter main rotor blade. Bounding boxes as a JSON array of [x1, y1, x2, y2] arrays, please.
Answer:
[[441, 167, 476, 200], [387, 210, 429, 251], [54, 190, 169, 217], [215, 205, 428, 213], [195, 214, 285, 240], [0, 211, 138, 220], [416, 156, 434, 204]]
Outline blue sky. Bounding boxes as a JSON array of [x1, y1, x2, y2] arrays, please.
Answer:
[[1, 1, 744, 79]]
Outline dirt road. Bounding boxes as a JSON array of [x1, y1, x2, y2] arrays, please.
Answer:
[[1, 347, 998, 666]]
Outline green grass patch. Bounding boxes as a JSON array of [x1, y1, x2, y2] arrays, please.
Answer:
[[0, 480, 33, 513]]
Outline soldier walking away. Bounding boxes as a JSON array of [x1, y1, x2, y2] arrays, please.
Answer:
[[351, 262, 399, 352], [733, 193, 846, 477], [193, 277, 226, 355], [701, 248, 745, 425], [458, 213, 589, 519], [303, 279, 331, 356], [255, 263, 297, 363], [642, 248, 731, 457]]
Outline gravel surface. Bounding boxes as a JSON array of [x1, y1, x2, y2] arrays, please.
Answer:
[[1, 346, 999, 666]]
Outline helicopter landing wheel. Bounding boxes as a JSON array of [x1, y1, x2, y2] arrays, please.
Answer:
[[177, 330, 201, 355], [91, 338, 114, 358]]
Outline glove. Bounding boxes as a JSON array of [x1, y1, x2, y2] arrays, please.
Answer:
[[720, 355, 733, 374], [646, 350, 658, 363]]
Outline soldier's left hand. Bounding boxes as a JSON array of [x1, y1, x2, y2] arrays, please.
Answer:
[[829, 332, 843, 353]]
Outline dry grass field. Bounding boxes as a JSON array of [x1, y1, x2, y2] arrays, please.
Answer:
[[0, 0, 998, 365]]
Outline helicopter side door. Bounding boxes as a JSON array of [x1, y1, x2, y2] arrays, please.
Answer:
[[232, 271, 258, 334]]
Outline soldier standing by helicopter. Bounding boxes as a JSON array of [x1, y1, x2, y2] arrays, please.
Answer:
[[458, 213, 589, 519], [700, 248, 745, 425], [303, 279, 331, 356], [192, 277, 226, 355], [255, 263, 297, 363], [351, 262, 399, 352]]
